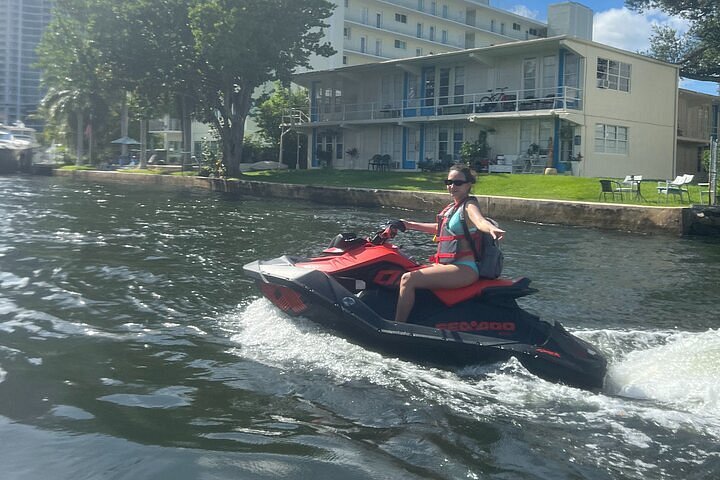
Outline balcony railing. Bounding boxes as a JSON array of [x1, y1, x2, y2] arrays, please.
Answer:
[[301, 87, 582, 124]]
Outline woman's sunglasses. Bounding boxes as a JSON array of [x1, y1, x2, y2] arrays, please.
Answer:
[[444, 179, 470, 186]]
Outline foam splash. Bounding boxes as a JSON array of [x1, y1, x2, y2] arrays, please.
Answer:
[[606, 329, 720, 416], [226, 300, 720, 429]]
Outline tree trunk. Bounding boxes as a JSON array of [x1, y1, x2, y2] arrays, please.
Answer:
[[181, 96, 192, 172], [139, 118, 147, 169], [121, 94, 129, 160], [76, 112, 84, 165], [88, 114, 95, 165], [225, 88, 252, 177]]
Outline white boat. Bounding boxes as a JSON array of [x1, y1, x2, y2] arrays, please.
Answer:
[[0, 123, 37, 173]]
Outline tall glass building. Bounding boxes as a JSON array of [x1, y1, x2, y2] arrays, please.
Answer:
[[0, 0, 54, 129]]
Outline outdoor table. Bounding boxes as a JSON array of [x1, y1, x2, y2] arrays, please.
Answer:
[[629, 175, 644, 201]]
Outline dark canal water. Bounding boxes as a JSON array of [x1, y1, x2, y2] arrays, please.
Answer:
[[1, 176, 719, 479]]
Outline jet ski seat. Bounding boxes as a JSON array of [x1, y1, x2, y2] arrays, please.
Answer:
[[431, 277, 534, 307]]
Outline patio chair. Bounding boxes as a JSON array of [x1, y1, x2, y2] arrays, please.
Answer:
[[368, 154, 390, 171], [599, 179, 624, 202], [657, 174, 692, 202]]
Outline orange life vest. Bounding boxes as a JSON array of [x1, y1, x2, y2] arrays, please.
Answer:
[[430, 197, 483, 264]]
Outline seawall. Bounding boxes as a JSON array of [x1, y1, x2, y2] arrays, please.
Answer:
[[53, 170, 695, 235]]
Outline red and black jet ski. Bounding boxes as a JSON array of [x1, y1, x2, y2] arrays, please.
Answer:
[[243, 226, 607, 390]]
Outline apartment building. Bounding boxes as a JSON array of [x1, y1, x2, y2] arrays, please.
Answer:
[[310, 0, 592, 70], [291, 35, 685, 179], [0, 0, 54, 129], [676, 90, 720, 177]]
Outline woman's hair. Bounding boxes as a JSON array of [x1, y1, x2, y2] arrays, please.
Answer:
[[449, 163, 476, 184]]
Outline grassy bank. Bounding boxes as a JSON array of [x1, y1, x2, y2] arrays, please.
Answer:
[[245, 169, 697, 206], [58, 165, 700, 206]]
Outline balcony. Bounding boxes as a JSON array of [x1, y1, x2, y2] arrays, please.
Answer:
[[296, 87, 582, 125]]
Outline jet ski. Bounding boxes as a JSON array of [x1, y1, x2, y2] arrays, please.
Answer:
[[243, 225, 607, 390]]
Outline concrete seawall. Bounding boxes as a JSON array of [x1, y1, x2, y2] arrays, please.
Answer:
[[54, 169, 691, 235]]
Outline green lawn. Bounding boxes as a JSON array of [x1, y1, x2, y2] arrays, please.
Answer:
[[244, 169, 701, 206], [58, 164, 703, 206]]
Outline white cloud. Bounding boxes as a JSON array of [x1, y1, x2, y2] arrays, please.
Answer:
[[511, 5, 540, 20], [593, 7, 691, 53]]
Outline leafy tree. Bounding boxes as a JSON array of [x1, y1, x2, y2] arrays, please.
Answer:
[[627, 0, 720, 82], [253, 83, 310, 169], [188, 0, 335, 177], [97, 0, 203, 165], [37, 0, 120, 164]]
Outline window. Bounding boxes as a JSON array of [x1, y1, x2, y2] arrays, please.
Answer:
[[597, 58, 631, 92], [360, 37, 367, 53], [442, 5, 448, 18], [344, 27, 350, 39], [529, 28, 538, 36], [513, 23, 521, 31], [429, 26, 435, 41], [377, 13, 382, 28], [441, 30, 448, 44], [594, 124, 629, 154], [416, 23, 423, 38], [423, 67, 435, 106], [439, 128, 449, 160], [523, 58, 537, 98], [439, 68, 450, 105], [375, 39, 382, 56], [453, 130, 464, 160], [418, 0, 424, 11], [500, 23, 505, 35], [430, 1, 436, 15], [343, 56, 348, 65], [344, 0, 349, 7], [394, 39, 407, 49], [416, 47, 423, 56], [454, 66, 465, 104], [336, 132, 343, 160], [395, 13, 407, 23], [541, 55, 556, 97]]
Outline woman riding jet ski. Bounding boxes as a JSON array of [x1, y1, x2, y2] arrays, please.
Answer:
[[243, 166, 607, 390]]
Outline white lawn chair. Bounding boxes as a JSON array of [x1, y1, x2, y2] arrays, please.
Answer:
[[657, 174, 692, 202]]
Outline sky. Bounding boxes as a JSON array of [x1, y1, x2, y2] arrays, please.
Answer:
[[491, 0, 718, 95]]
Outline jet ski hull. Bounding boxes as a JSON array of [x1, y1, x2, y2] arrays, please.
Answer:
[[244, 256, 607, 390]]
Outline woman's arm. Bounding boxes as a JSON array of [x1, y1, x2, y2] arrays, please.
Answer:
[[400, 219, 437, 235], [465, 202, 505, 240]]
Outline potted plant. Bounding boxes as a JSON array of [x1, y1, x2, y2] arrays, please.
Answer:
[[460, 131, 491, 171]]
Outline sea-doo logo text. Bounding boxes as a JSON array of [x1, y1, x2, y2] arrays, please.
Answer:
[[436, 321, 516, 333]]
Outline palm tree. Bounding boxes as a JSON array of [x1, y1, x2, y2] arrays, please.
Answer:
[[40, 86, 92, 165]]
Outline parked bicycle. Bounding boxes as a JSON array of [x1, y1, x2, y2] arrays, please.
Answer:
[[477, 87, 517, 113]]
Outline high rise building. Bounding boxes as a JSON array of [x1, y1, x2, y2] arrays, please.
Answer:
[[0, 0, 54, 129], [309, 0, 593, 70]]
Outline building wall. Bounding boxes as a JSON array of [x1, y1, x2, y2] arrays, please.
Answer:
[[300, 36, 685, 179], [0, 0, 54, 129], [569, 40, 678, 179], [336, 0, 551, 66]]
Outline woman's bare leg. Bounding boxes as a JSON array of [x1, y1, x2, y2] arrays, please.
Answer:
[[394, 264, 478, 323]]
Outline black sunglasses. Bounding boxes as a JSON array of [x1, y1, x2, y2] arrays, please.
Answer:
[[444, 179, 470, 186]]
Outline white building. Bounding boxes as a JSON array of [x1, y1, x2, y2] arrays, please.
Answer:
[[0, 0, 54, 130], [282, 0, 720, 179], [291, 34, 686, 179], [311, 0, 592, 70]]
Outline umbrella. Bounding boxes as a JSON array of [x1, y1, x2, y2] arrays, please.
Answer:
[[111, 136, 141, 145]]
